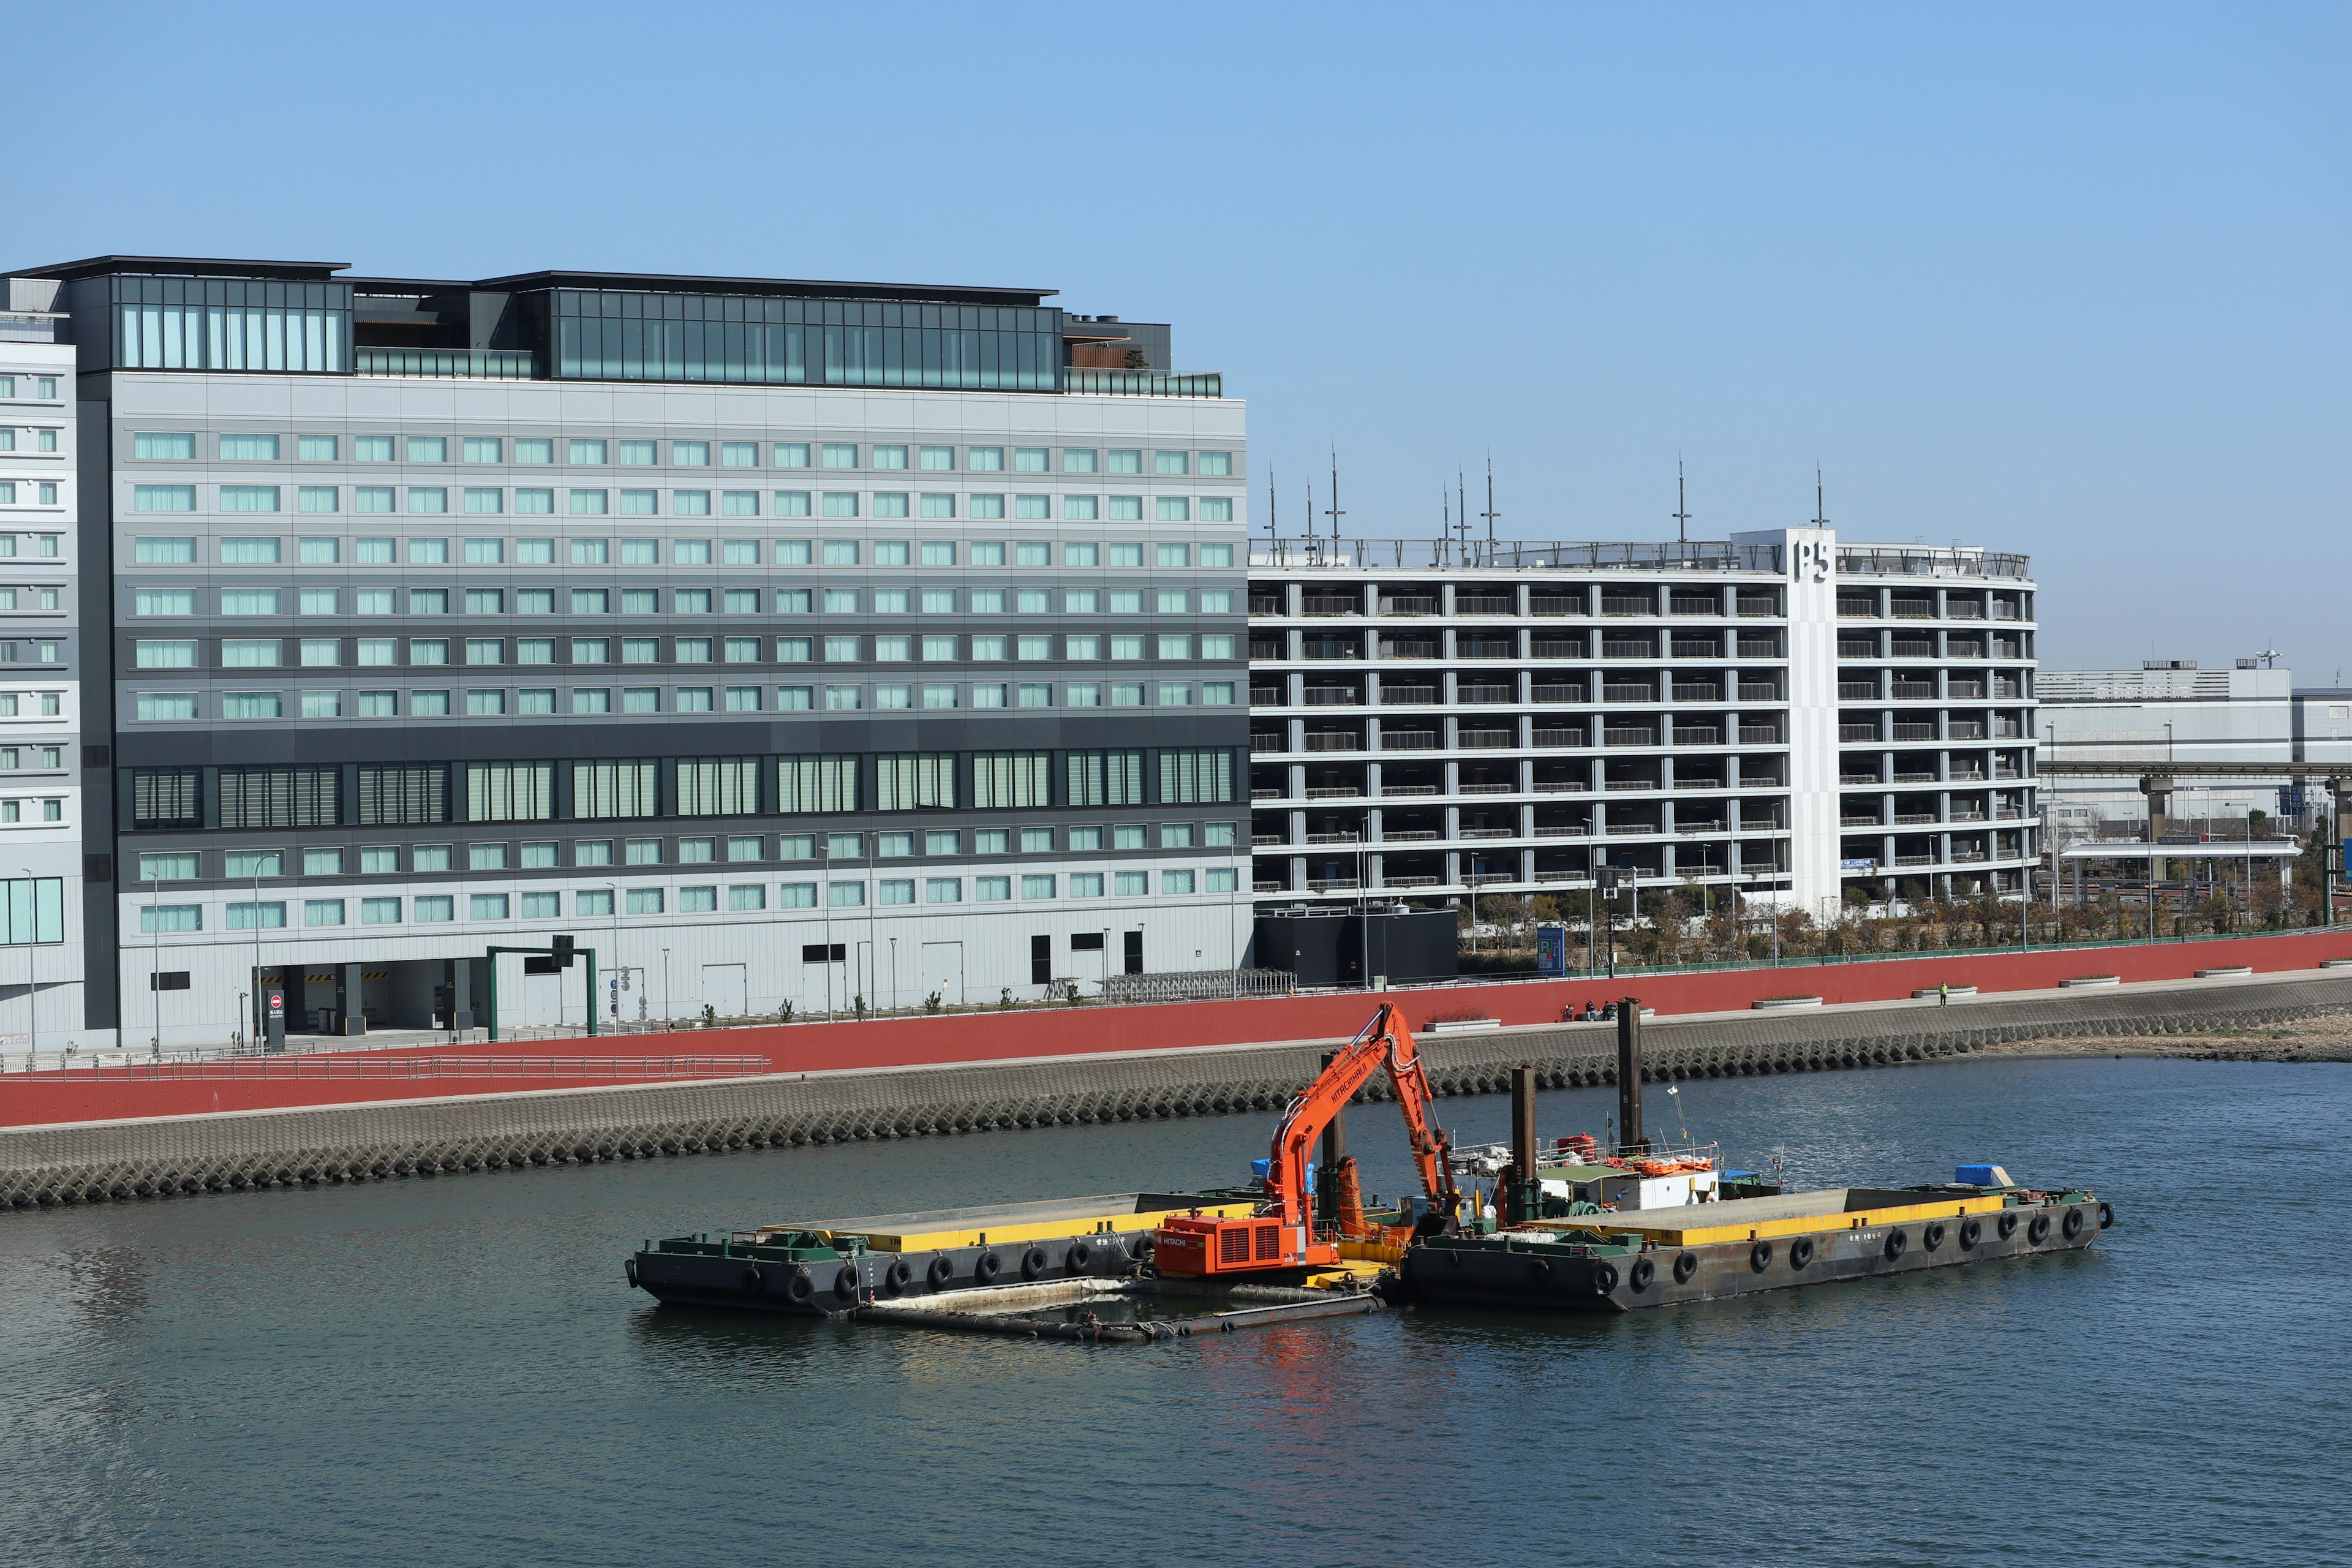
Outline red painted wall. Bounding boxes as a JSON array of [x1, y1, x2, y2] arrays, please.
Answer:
[[6, 929, 2347, 1130]]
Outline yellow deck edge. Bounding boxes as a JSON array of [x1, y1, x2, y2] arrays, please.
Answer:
[[817, 1200, 1257, 1253]]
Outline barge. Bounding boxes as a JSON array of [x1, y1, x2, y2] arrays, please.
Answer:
[[1400, 1177, 2111, 1312], [627, 1192, 1254, 1315]]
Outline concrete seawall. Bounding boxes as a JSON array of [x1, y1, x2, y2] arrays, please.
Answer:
[[5, 974, 2346, 1210]]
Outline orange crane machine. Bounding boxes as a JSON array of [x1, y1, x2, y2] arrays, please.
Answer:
[[1152, 1001, 1460, 1278]]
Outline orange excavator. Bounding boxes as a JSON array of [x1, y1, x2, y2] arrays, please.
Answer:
[[1153, 1001, 1460, 1278]]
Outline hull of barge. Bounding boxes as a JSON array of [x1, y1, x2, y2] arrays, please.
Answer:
[[1402, 1191, 2108, 1313], [629, 1191, 1254, 1316]]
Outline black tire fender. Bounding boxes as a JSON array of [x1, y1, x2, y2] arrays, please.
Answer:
[[2097, 1201, 2115, 1231], [2027, 1212, 2052, 1245], [1997, 1211, 2019, 1241], [741, 1265, 764, 1291], [1590, 1261, 1620, 1294], [835, 1264, 861, 1300], [2062, 1206, 2086, 1240], [1068, 1240, 1093, 1271], [886, 1258, 914, 1292], [1958, 1217, 1983, 1249], [925, 1256, 954, 1289], [788, 1271, 814, 1302], [1020, 1246, 1048, 1281], [1923, 1221, 1947, 1253], [1750, 1240, 1774, 1273], [1788, 1236, 1815, 1270], [1672, 1251, 1698, 1284], [974, 1250, 1001, 1283], [624, 1257, 639, 1289], [1884, 1229, 1908, 1261], [1628, 1256, 1656, 1292], [1528, 1257, 1553, 1283]]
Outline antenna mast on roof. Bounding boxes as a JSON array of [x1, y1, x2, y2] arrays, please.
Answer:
[[1673, 458, 1692, 546], [1480, 453, 1500, 545], [1325, 450, 1344, 551], [1812, 466, 1830, 529], [1305, 474, 1319, 565], [1457, 466, 1469, 552], [1266, 467, 1277, 550]]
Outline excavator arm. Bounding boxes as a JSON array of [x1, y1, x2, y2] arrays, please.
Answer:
[[1265, 1001, 1457, 1231]]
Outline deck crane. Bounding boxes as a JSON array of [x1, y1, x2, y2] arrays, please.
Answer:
[[1153, 1002, 1460, 1278]]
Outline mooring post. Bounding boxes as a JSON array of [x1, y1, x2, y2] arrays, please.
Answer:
[[1509, 1062, 1540, 1225], [1618, 998, 1647, 1153], [1318, 1050, 1346, 1224]]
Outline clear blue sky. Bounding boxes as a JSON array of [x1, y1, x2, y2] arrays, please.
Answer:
[[17, 2, 2350, 672]]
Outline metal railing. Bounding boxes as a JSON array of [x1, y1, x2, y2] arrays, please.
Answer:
[[1836, 546, 2030, 580], [1064, 368, 1223, 398], [7, 1054, 772, 1082], [356, 347, 538, 380], [1101, 968, 1289, 1004]]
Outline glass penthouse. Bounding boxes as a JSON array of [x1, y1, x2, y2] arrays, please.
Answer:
[[7, 256, 1248, 1046]]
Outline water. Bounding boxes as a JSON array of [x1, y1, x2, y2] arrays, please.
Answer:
[[3, 1055, 2347, 1567]]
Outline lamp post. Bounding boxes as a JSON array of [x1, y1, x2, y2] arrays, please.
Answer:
[[606, 883, 620, 1032], [152, 880, 162, 1055], [22, 865, 37, 1058], [819, 836, 834, 1021], [660, 947, 671, 1030]]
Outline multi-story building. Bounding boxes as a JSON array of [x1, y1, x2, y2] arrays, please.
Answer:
[[11, 255, 1249, 1047], [1247, 531, 2038, 920], [0, 304, 82, 1050], [2037, 655, 2350, 834]]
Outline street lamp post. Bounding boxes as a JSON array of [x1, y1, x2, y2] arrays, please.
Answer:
[[660, 947, 671, 1030], [22, 865, 37, 1058], [606, 883, 620, 1033]]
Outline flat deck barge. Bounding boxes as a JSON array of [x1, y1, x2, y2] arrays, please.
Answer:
[[628, 1191, 1254, 1314], [1401, 1182, 2111, 1312]]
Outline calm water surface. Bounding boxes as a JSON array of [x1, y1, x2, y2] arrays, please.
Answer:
[[3, 1055, 2347, 1567]]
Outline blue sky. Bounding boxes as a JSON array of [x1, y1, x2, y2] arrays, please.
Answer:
[[16, 2, 2349, 671]]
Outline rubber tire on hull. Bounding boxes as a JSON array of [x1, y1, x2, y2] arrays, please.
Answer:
[[1923, 1221, 1947, 1253], [741, 1266, 763, 1291], [1068, 1240, 1093, 1270], [1788, 1236, 1815, 1271], [789, 1272, 814, 1303], [1590, 1261, 1619, 1294], [2028, 1213, 2052, 1245], [1628, 1256, 1656, 1292], [927, 1256, 954, 1289], [2098, 1202, 2116, 1231], [1672, 1251, 1698, 1284], [1020, 1246, 1048, 1281], [1884, 1229, 1908, 1261], [1959, 1218, 1983, 1249], [835, 1266, 861, 1302], [1528, 1258, 1553, 1283], [2062, 1206, 2086, 1240], [1997, 1212, 2019, 1241], [887, 1259, 913, 1292], [974, 1251, 1001, 1284], [1750, 1241, 1774, 1273]]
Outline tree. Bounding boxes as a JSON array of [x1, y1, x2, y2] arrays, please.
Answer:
[[1121, 347, 1148, 369]]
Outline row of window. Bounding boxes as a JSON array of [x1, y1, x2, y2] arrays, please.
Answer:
[[140, 630, 1238, 666], [131, 750, 1237, 831], [0, 797, 63, 823], [134, 679, 1238, 720], [0, 587, 61, 612], [0, 535, 61, 557], [0, 483, 61, 507], [143, 820, 1240, 878], [131, 484, 1235, 522], [139, 867, 1238, 932], [1, 746, 66, 768], [132, 584, 1235, 619], [129, 535, 1235, 568], [0, 377, 62, 401], [0, 429, 61, 454], [132, 433, 1237, 475]]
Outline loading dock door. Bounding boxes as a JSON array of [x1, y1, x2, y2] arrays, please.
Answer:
[[801, 942, 847, 1019], [704, 963, 747, 1019], [1124, 930, 1145, 976], [920, 941, 965, 1007]]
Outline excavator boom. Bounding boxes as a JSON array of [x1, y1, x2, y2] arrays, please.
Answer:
[[1153, 1002, 1458, 1278]]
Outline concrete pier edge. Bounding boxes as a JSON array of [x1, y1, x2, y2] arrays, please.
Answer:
[[5, 973, 2347, 1210]]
